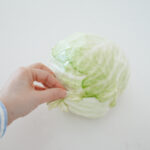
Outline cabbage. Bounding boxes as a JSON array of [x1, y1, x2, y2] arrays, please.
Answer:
[[47, 33, 130, 118]]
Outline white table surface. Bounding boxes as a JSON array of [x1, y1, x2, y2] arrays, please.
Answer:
[[0, 0, 150, 150]]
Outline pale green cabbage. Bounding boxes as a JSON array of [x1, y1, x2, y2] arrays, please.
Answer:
[[47, 33, 129, 118]]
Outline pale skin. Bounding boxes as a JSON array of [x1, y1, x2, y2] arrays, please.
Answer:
[[0, 63, 67, 125]]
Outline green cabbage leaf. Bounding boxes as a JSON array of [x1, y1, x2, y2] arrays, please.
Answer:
[[47, 33, 129, 118]]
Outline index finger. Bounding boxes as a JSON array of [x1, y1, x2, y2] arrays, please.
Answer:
[[30, 68, 65, 90], [29, 63, 56, 77]]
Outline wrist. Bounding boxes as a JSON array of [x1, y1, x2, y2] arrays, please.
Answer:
[[0, 96, 14, 125]]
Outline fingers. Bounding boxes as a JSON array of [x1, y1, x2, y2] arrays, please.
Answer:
[[36, 88, 67, 104], [28, 63, 56, 77], [30, 68, 65, 89]]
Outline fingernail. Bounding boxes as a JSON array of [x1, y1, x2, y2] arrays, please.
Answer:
[[60, 90, 67, 98], [53, 73, 56, 78], [62, 86, 67, 90], [57, 83, 67, 90]]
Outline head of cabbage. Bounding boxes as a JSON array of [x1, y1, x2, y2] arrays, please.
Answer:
[[47, 33, 129, 118]]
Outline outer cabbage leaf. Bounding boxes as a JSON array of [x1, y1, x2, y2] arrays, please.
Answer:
[[47, 33, 129, 118]]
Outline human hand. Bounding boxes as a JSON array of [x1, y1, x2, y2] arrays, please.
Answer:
[[0, 63, 66, 125]]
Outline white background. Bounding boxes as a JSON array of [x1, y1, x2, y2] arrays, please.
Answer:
[[0, 0, 150, 150]]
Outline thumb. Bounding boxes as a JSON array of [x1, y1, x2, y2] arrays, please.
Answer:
[[36, 88, 67, 104]]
